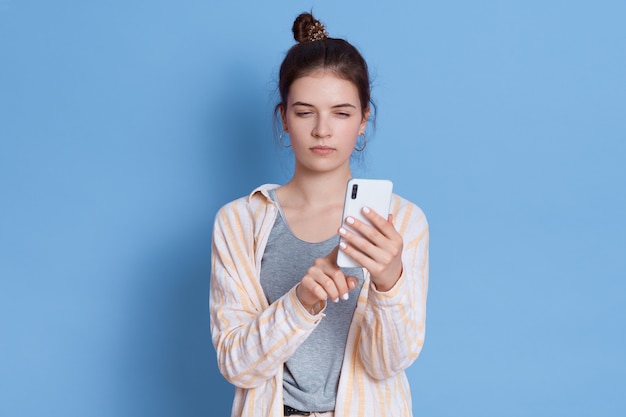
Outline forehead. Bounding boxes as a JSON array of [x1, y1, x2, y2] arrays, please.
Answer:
[[287, 70, 361, 107]]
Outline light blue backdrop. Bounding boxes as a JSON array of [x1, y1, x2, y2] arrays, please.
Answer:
[[1, 1, 624, 416]]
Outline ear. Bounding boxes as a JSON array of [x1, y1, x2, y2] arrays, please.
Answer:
[[359, 106, 370, 134], [279, 104, 288, 132]]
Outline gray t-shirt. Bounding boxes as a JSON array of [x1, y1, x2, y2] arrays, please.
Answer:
[[260, 190, 364, 412]]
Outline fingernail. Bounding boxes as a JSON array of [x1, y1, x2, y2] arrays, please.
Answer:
[[339, 227, 347, 235], [334, 297, 339, 303], [342, 293, 349, 300], [349, 280, 356, 289], [346, 217, 355, 225], [339, 241, 347, 249], [362, 206, 370, 214]]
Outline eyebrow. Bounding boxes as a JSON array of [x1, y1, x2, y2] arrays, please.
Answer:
[[292, 101, 358, 110]]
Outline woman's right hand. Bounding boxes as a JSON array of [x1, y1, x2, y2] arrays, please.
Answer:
[[296, 246, 358, 314]]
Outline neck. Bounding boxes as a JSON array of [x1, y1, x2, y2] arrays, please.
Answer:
[[284, 168, 352, 207]]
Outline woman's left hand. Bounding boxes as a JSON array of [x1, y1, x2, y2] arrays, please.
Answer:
[[338, 207, 404, 292]]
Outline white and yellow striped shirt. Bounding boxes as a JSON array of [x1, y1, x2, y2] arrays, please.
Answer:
[[210, 184, 429, 417]]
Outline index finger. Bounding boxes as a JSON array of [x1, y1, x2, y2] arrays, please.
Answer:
[[322, 246, 352, 300], [360, 206, 397, 237]]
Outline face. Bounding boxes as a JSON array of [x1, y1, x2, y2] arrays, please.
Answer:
[[281, 70, 369, 176]]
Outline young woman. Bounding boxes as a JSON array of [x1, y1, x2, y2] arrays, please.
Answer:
[[210, 12, 429, 417]]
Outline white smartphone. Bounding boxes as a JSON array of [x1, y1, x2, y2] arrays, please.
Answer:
[[337, 178, 393, 268]]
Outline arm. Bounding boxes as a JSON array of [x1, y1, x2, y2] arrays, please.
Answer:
[[209, 202, 322, 388], [340, 198, 429, 379]]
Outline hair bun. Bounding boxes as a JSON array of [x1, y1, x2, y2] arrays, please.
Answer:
[[292, 12, 329, 43]]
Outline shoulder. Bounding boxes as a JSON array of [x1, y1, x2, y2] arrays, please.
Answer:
[[390, 193, 427, 221], [216, 184, 279, 214], [390, 193, 428, 235], [213, 184, 280, 231]]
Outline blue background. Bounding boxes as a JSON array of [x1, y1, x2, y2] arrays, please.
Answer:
[[1, 1, 624, 416]]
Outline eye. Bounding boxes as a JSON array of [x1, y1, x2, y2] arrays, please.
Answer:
[[335, 112, 351, 118], [295, 111, 313, 117]]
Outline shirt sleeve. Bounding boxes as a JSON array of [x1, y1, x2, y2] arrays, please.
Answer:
[[357, 200, 430, 380], [209, 201, 324, 389]]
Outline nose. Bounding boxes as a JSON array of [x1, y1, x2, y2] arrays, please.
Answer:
[[312, 115, 331, 138]]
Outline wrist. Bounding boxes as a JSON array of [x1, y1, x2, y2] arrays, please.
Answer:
[[372, 281, 394, 293], [371, 267, 403, 293], [296, 284, 325, 315], [306, 301, 325, 315]]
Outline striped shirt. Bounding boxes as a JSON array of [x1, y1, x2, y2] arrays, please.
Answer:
[[210, 184, 429, 417]]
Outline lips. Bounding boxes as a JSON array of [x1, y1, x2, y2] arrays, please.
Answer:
[[311, 146, 334, 156]]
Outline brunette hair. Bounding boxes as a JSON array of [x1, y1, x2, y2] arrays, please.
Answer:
[[275, 12, 374, 119]]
